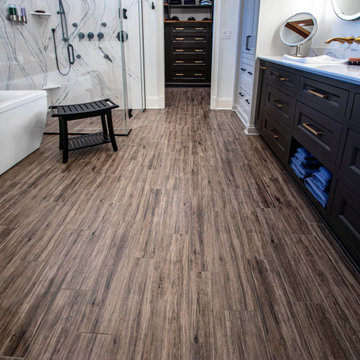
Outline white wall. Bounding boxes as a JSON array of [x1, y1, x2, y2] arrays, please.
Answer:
[[256, 0, 360, 58], [143, 0, 165, 108], [312, 2, 360, 58], [211, 0, 241, 109]]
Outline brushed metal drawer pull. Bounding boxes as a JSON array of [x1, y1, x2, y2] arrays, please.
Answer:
[[195, 37, 204, 40], [176, 49, 184, 52], [194, 73, 203, 76], [259, 66, 267, 70], [273, 71, 287, 81], [175, 27, 184, 30], [302, 122, 323, 136], [195, 27, 204, 30], [175, 60, 184, 63], [176, 73, 184, 76], [308, 89, 329, 99], [195, 60, 203, 63], [269, 129, 280, 139], [272, 100, 283, 108], [176, 37, 184, 40], [195, 49, 203, 52]]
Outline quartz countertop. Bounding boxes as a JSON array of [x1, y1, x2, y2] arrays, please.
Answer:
[[259, 56, 360, 86]]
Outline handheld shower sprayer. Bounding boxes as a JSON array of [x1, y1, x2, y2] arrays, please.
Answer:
[[52, 0, 75, 76]]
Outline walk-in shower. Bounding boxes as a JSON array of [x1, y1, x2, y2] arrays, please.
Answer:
[[0, 0, 146, 138]]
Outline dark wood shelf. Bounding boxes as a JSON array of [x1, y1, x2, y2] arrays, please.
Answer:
[[164, 4, 212, 8], [68, 132, 110, 151], [164, 20, 212, 23]]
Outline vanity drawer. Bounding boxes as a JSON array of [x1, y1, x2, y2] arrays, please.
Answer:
[[299, 77, 349, 119], [267, 65, 299, 94], [330, 179, 360, 266], [264, 85, 295, 131], [340, 128, 360, 191], [261, 109, 291, 165], [350, 93, 360, 129], [293, 102, 342, 169]]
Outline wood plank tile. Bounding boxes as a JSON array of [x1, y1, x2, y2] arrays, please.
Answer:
[[25, 289, 88, 360], [225, 310, 271, 360], [0, 229, 90, 357], [294, 234, 360, 357], [129, 234, 189, 360], [0, 88, 358, 359], [189, 271, 229, 360], [250, 258, 313, 359], [294, 302, 354, 359]]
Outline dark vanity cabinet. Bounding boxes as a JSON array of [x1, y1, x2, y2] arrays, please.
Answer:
[[257, 60, 360, 268]]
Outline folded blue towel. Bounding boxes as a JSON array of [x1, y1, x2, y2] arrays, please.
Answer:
[[312, 172, 330, 192], [305, 177, 329, 208], [319, 166, 332, 182], [297, 147, 315, 160], [290, 158, 317, 179], [294, 153, 320, 168]]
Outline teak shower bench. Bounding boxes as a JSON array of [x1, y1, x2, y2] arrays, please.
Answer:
[[49, 99, 118, 163]]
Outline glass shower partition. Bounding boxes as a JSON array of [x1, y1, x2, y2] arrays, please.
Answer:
[[0, 0, 142, 136]]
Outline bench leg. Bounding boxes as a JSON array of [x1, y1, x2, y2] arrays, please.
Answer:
[[59, 118, 64, 150], [101, 114, 109, 140], [61, 119, 69, 163], [107, 111, 118, 152]]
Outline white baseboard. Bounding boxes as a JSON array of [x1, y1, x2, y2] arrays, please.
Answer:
[[210, 97, 233, 110], [233, 104, 249, 128], [233, 104, 259, 136], [245, 125, 260, 136], [146, 95, 165, 109]]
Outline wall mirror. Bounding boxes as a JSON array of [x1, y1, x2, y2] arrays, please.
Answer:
[[331, 0, 360, 21], [280, 12, 318, 57]]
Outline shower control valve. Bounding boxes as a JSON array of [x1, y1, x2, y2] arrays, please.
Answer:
[[87, 32, 94, 41]]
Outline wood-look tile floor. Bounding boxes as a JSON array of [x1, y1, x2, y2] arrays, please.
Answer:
[[0, 88, 359, 359]]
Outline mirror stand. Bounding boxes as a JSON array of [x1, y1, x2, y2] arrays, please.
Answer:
[[295, 45, 303, 57]]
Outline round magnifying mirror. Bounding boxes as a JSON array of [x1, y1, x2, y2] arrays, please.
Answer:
[[332, 0, 360, 21], [280, 12, 318, 57]]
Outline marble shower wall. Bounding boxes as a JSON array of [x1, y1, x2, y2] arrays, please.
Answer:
[[0, 0, 143, 108]]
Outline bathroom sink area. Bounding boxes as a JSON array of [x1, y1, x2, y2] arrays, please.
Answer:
[[282, 54, 348, 65], [260, 55, 360, 85]]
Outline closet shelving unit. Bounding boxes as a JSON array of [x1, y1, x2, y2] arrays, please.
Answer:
[[164, 1, 214, 86]]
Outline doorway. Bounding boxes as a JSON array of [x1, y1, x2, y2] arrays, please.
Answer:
[[161, 1, 218, 107]]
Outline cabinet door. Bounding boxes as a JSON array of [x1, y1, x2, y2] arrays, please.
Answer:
[[241, 0, 259, 55], [330, 180, 360, 266]]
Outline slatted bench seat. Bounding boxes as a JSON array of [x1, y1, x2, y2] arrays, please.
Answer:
[[49, 99, 119, 163]]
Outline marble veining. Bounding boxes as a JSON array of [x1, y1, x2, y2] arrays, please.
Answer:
[[0, 0, 143, 109]]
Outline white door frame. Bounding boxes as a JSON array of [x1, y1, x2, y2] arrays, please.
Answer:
[[157, 0, 222, 109]]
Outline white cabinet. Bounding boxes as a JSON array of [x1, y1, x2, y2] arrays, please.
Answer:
[[240, 0, 259, 56], [234, 0, 260, 131]]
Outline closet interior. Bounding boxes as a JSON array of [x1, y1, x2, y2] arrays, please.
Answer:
[[164, 0, 214, 87]]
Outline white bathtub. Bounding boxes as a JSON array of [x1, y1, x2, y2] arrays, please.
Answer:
[[0, 90, 47, 175]]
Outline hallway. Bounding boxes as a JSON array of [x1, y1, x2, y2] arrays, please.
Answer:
[[0, 88, 359, 359]]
